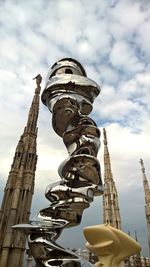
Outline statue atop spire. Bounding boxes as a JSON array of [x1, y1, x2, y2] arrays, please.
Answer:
[[33, 73, 42, 86], [103, 127, 108, 145], [24, 74, 42, 136], [33, 73, 42, 94], [140, 158, 145, 174]]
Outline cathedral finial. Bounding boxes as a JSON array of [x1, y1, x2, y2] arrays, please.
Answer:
[[103, 128, 107, 145], [33, 74, 42, 93], [140, 158, 145, 173]]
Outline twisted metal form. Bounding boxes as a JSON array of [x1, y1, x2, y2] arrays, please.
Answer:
[[13, 58, 103, 267]]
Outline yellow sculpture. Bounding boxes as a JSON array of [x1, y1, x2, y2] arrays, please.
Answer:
[[83, 224, 141, 267]]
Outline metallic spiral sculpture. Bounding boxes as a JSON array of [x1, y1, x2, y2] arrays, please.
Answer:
[[13, 58, 103, 267]]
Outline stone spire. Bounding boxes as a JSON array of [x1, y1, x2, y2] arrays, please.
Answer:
[[0, 74, 42, 267], [140, 158, 150, 256], [103, 128, 121, 229]]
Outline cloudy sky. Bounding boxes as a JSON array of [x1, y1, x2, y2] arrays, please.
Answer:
[[0, 0, 150, 258]]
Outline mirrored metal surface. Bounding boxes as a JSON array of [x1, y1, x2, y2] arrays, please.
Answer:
[[27, 234, 94, 267], [42, 74, 100, 107], [58, 155, 101, 185], [48, 58, 87, 79], [45, 181, 94, 203], [63, 124, 100, 156], [48, 94, 92, 115], [13, 58, 102, 267]]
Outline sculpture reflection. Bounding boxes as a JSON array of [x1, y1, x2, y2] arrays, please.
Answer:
[[13, 58, 102, 266]]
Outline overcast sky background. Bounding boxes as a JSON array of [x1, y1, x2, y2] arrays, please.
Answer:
[[0, 0, 150, 258]]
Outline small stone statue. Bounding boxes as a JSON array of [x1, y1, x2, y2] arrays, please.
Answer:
[[33, 74, 42, 87]]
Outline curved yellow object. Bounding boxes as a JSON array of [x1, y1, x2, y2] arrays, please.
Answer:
[[83, 224, 141, 267]]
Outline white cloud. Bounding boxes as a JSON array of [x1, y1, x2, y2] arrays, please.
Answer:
[[121, 72, 150, 111], [137, 21, 150, 58], [110, 0, 145, 32], [94, 84, 143, 124], [110, 41, 143, 73], [100, 65, 119, 84]]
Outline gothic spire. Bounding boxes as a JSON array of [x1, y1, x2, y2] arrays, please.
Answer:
[[103, 128, 121, 229], [0, 75, 42, 267], [140, 159, 150, 256]]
